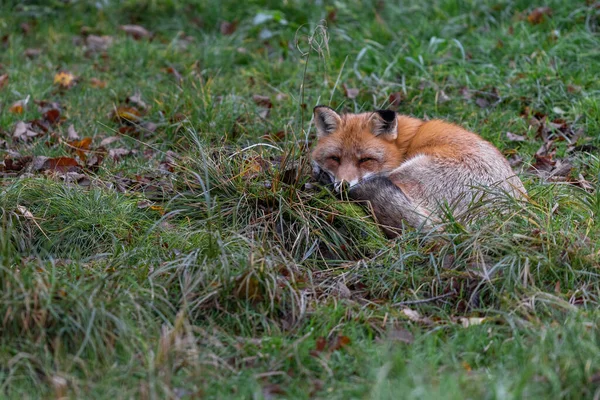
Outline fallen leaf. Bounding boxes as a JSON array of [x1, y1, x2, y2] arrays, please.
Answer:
[[506, 132, 526, 142], [141, 121, 157, 133], [170, 113, 187, 123], [12, 121, 38, 141], [388, 92, 403, 109], [437, 90, 451, 103], [36, 100, 62, 114], [577, 174, 594, 191], [120, 25, 151, 40], [388, 326, 414, 344], [164, 66, 182, 82], [89, 78, 107, 88], [335, 281, 351, 298], [109, 148, 131, 160], [100, 136, 120, 146], [2, 155, 32, 172], [252, 94, 272, 108], [331, 335, 351, 351], [67, 124, 80, 140], [343, 83, 359, 99], [54, 71, 76, 88], [530, 154, 555, 173], [459, 317, 486, 327], [126, 91, 147, 110], [23, 48, 41, 58], [508, 154, 524, 167], [20, 22, 31, 35], [401, 308, 434, 325], [220, 21, 237, 35], [68, 137, 92, 160], [527, 7, 552, 25], [43, 108, 61, 125], [461, 361, 472, 372], [9, 100, 25, 114], [0, 73, 7, 89], [111, 106, 142, 123], [85, 34, 113, 52], [36, 157, 80, 173], [475, 97, 490, 108], [550, 159, 573, 178], [258, 108, 270, 119], [16, 205, 35, 219], [315, 337, 327, 353], [262, 384, 286, 399], [86, 151, 104, 169]]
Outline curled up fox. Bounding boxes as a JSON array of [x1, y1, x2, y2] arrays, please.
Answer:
[[311, 106, 526, 237]]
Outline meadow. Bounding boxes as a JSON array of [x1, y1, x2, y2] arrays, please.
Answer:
[[0, 0, 599, 398]]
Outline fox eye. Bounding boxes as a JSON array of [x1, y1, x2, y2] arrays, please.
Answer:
[[328, 156, 341, 163], [359, 157, 375, 164]]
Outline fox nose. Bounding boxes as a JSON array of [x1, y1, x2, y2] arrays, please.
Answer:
[[334, 180, 350, 194]]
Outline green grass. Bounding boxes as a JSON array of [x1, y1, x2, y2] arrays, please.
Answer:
[[1, 0, 599, 398]]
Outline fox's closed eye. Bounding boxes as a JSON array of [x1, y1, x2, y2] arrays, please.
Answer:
[[359, 157, 375, 164], [328, 156, 341, 163]]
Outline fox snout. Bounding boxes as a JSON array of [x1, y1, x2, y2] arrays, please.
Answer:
[[312, 163, 356, 193]]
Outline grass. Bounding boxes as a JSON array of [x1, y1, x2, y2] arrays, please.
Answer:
[[1, 0, 599, 398]]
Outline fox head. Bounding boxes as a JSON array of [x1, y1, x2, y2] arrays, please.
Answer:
[[311, 106, 403, 190]]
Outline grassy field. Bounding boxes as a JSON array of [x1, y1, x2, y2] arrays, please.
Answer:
[[1, 0, 599, 398]]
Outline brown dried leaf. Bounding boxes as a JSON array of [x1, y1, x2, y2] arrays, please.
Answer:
[[23, 48, 42, 58], [388, 92, 403, 109], [506, 132, 526, 142], [67, 124, 80, 140], [85, 35, 113, 52], [164, 66, 182, 82], [475, 97, 490, 108], [126, 91, 147, 110], [314, 337, 327, 353], [141, 121, 158, 133], [577, 174, 594, 191], [100, 136, 120, 146], [401, 308, 434, 325], [120, 25, 151, 40], [43, 108, 61, 125], [343, 83, 359, 99], [530, 154, 555, 173], [331, 335, 351, 351], [252, 94, 272, 108], [12, 121, 38, 141], [508, 154, 524, 167], [528, 7, 552, 25], [89, 78, 107, 88], [220, 21, 237, 35], [2, 155, 32, 172], [68, 137, 92, 160], [9, 100, 24, 114], [40, 157, 80, 173], [109, 148, 131, 160], [20, 22, 31, 35]]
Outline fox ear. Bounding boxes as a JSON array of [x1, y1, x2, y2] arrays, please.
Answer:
[[314, 106, 341, 138], [371, 109, 398, 140]]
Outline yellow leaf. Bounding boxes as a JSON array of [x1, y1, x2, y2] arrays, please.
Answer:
[[54, 71, 76, 88]]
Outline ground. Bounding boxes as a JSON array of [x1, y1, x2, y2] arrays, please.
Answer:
[[0, 0, 599, 398]]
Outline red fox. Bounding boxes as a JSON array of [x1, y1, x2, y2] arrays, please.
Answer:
[[311, 106, 526, 237]]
